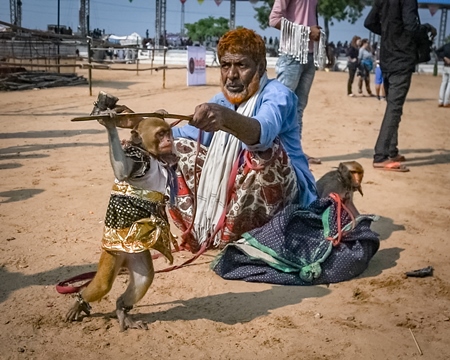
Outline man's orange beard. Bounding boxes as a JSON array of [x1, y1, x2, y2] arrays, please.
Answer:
[[222, 72, 261, 105]]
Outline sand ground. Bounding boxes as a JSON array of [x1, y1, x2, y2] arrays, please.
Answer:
[[0, 64, 449, 360]]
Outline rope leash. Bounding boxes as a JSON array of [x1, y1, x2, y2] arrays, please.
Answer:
[[326, 193, 356, 246]]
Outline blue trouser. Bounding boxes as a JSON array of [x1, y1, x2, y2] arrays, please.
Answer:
[[275, 53, 316, 140], [374, 70, 412, 163]]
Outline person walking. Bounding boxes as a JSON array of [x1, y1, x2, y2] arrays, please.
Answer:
[[357, 39, 374, 96], [364, 0, 436, 172], [347, 35, 361, 97], [269, 0, 323, 165], [435, 41, 450, 108]]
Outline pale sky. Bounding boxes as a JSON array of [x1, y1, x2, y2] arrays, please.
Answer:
[[0, 0, 446, 43]]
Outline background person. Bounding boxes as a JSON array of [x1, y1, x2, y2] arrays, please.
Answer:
[[435, 41, 450, 108], [269, 0, 323, 165], [365, 0, 436, 172], [357, 39, 374, 96], [346, 35, 361, 97]]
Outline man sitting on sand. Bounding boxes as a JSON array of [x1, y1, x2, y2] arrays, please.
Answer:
[[169, 28, 317, 252]]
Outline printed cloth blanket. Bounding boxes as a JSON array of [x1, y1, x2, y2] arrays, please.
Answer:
[[211, 196, 380, 285]]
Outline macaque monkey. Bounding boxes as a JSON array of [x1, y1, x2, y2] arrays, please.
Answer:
[[315, 161, 365, 217], [65, 107, 178, 331]]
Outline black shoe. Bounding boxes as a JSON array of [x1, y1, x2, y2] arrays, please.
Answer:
[[405, 266, 433, 278]]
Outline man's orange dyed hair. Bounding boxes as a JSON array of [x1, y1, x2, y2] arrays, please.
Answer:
[[217, 28, 266, 64]]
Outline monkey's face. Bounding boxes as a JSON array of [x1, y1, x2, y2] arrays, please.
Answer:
[[340, 161, 364, 196], [131, 118, 174, 157], [350, 171, 364, 196]]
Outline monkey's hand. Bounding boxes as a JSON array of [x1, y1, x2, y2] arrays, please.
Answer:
[[113, 105, 145, 129], [154, 108, 168, 115], [65, 294, 92, 322], [97, 109, 118, 129]]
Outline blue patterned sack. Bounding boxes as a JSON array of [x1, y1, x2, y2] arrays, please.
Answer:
[[211, 197, 380, 285]]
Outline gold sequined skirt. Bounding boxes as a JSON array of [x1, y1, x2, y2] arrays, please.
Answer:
[[101, 183, 178, 263]]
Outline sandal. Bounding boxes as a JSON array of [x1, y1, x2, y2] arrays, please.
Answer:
[[389, 154, 406, 162], [373, 160, 409, 172]]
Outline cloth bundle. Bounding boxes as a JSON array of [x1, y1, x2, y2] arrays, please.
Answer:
[[211, 196, 380, 285]]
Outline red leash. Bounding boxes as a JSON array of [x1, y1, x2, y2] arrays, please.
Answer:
[[55, 271, 97, 294], [326, 192, 356, 246], [154, 146, 243, 273]]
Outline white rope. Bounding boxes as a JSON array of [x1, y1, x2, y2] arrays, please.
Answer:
[[314, 29, 327, 69], [278, 17, 327, 68]]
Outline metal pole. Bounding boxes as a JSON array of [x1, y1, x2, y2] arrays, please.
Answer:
[[181, 2, 185, 36], [87, 14, 92, 96], [151, 48, 154, 75], [230, 0, 236, 30], [57, 0, 60, 73], [136, 49, 139, 76], [163, 48, 167, 89], [438, 8, 448, 48], [155, 0, 161, 48], [162, 0, 167, 48]]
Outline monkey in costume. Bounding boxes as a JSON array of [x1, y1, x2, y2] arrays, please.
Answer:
[[65, 108, 178, 332]]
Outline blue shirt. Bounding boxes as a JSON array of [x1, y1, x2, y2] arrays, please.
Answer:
[[172, 78, 318, 207]]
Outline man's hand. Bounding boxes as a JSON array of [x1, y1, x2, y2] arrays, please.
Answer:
[[430, 25, 437, 38], [190, 103, 260, 145], [309, 25, 322, 42], [426, 24, 437, 38], [190, 103, 230, 133]]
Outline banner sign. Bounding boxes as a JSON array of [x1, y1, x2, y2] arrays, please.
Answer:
[[187, 46, 206, 86]]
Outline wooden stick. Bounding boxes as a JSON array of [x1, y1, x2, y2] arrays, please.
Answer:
[[409, 328, 423, 355], [71, 113, 240, 135], [71, 112, 193, 122]]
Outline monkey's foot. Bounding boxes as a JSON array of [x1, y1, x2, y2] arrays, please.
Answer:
[[116, 307, 148, 332], [65, 293, 92, 322]]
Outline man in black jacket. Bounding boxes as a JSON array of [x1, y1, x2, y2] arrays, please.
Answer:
[[364, 0, 436, 172]]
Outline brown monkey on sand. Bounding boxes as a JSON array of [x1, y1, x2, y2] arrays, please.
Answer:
[[315, 161, 364, 217], [65, 109, 178, 331]]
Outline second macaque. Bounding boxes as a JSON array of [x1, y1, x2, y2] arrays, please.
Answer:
[[316, 161, 364, 217]]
